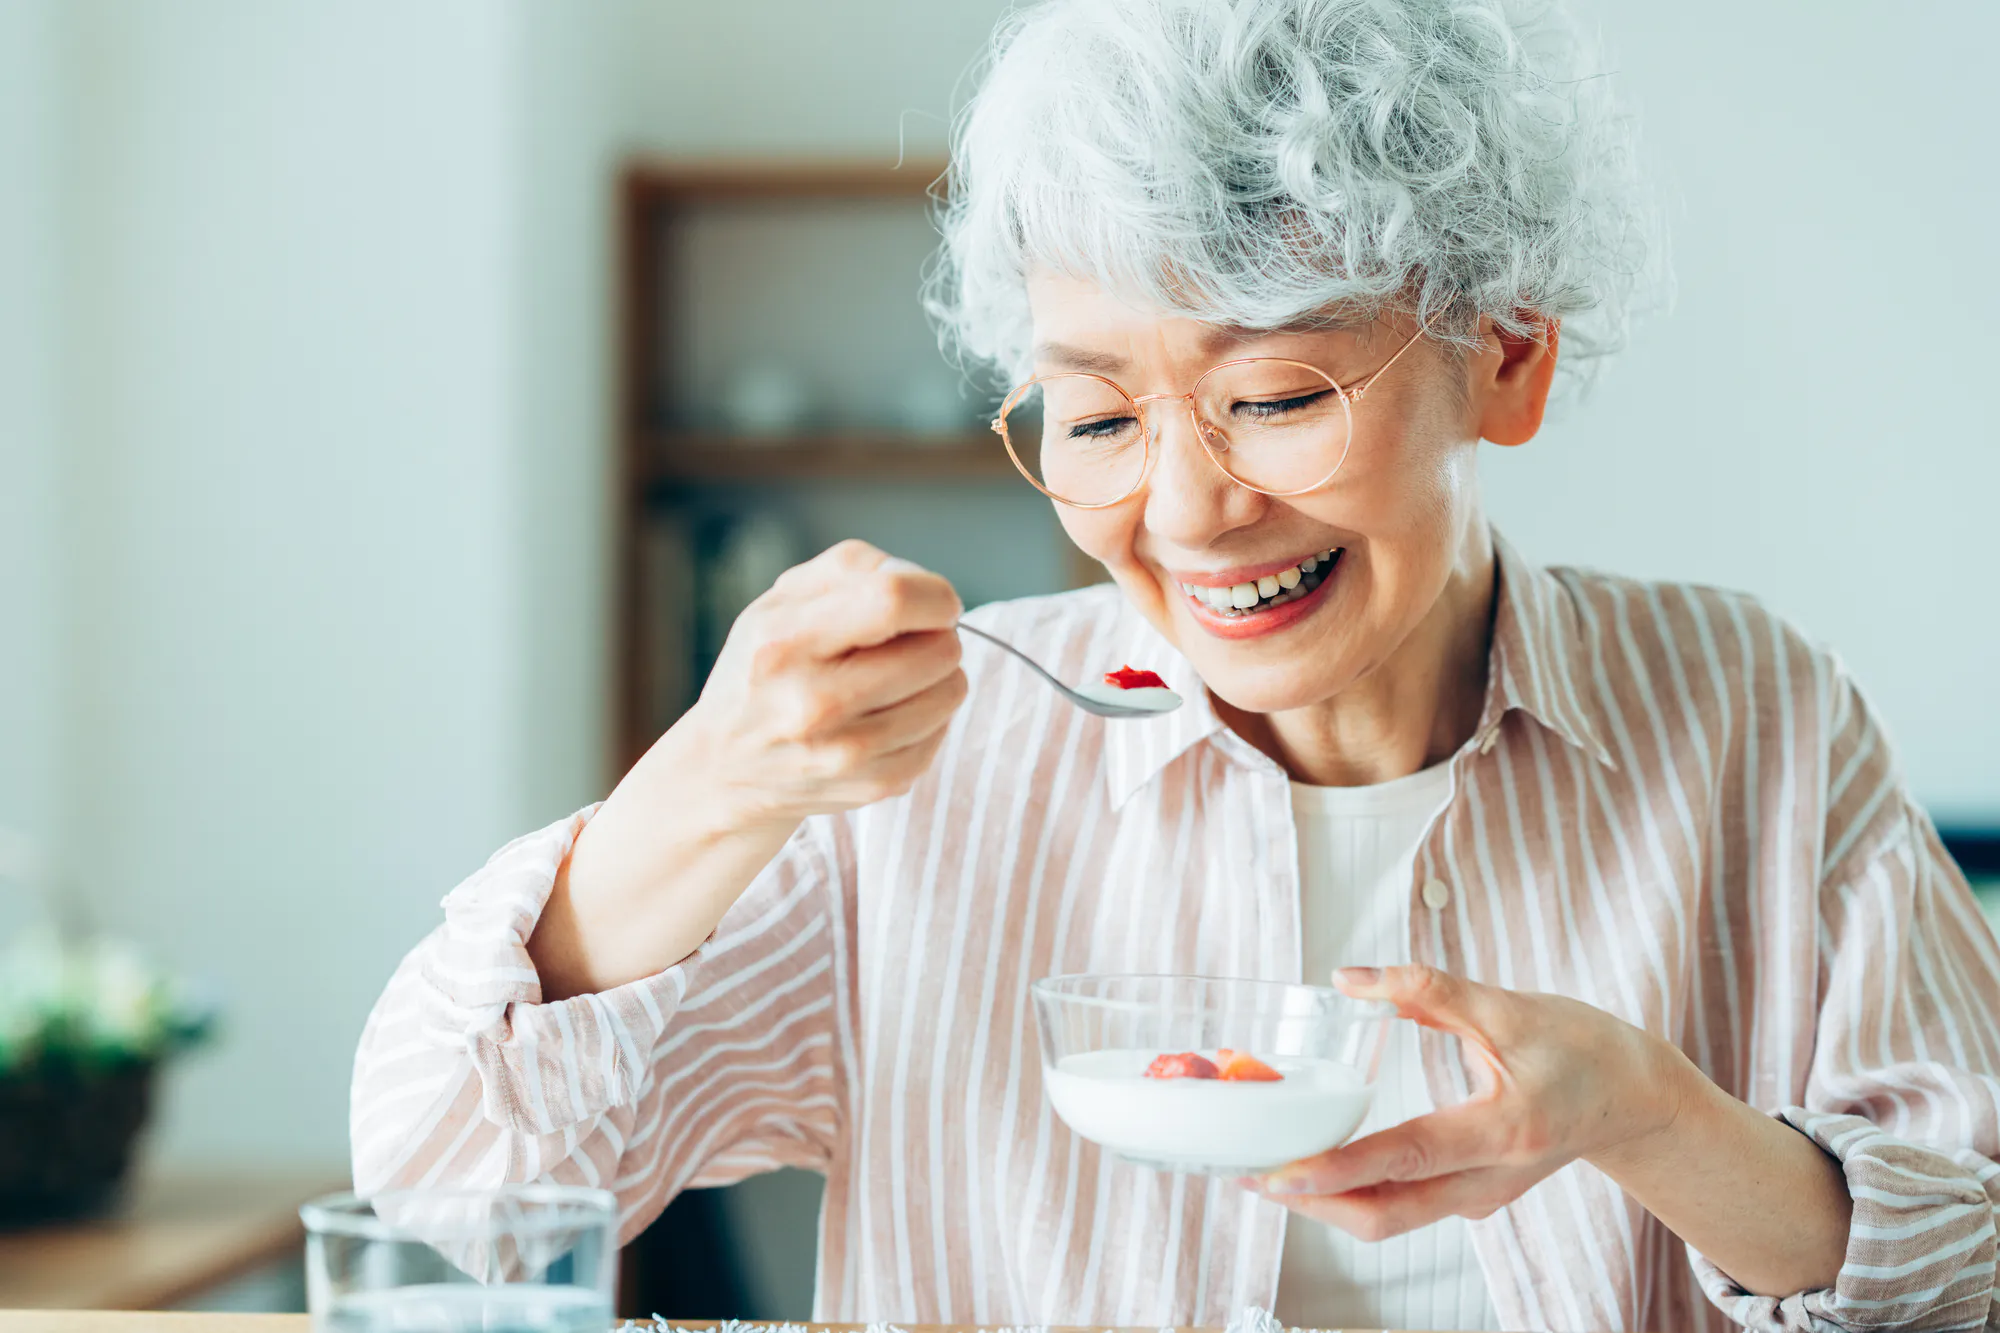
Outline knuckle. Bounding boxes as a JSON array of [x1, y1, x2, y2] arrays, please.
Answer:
[[826, 538, 880, 568], [877, 570, 922, 616], [748, 636, 795, 682], [1352, 1212, 1395, 1243], [1403, 965, 1446, 997], [785, 688, 843, 740], [1507, 1109, 1555, 1161], [1399, 965, 1458, 1010], [1385, 1138, 1434, 1182]]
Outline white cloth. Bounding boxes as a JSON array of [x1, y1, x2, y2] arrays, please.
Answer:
[[1274, 762, 1497, 1332]]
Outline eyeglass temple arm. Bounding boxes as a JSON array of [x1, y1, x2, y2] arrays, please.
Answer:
[[1342, 311, 1433, 406]]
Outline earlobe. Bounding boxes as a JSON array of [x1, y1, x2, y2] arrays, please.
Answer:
[[1479, 317, 1559, 448]]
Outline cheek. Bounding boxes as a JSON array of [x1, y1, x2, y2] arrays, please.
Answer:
[[1057, 505, 1174, 615], [1056, 507, 1136, 568]]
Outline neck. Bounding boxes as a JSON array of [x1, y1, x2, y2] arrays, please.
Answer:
[[1218, 523, 1497, 786]]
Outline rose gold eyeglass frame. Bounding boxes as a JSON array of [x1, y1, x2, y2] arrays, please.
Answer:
[[991, 318, 1430, 509]]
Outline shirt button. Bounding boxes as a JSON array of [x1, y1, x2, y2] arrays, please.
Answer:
[[1422, 878, 1451, 910]]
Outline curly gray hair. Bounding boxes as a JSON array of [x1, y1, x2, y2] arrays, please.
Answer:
[[924, 0, 1663, 398]]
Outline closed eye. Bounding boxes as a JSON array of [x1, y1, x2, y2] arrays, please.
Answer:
[[1066, 416, 1138, 440], [1235, 390, 1333, 419]]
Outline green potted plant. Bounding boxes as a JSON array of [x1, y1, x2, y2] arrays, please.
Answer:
[[0, 922, 216, 1225]]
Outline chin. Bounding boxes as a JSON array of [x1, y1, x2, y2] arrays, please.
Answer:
[[1187, 651, 1352, 717]]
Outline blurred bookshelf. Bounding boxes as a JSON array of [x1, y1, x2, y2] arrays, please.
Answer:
[[637, 431, 1015, 484], [610, 157, 1088, 1319], [614, 157, 1093, 778]]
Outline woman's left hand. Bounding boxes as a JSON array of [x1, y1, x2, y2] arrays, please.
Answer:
[[1253, 964, 1696, 1239]]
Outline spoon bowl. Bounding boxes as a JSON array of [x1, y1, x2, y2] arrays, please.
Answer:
[[957, 621, 1182, 720]]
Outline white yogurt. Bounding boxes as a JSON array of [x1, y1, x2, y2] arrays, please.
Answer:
[[1069, 683, 1183, 713], [1043, 1048, 1373, 1173]]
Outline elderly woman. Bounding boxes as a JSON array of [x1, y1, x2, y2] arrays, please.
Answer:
[[352, 0, 2000, 1329]]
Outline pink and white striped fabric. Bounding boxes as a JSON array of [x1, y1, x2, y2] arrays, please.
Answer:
[[351, 531, 2000, 1333]]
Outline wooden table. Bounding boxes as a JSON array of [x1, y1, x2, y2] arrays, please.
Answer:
[[0, 1171, 346, 1311], [0, 1312, 1456, 1320]]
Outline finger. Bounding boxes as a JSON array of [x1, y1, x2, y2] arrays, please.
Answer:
[[1272, 1167, 1519, 1242], [786, 545, 962, 653], [1332, 964, 1518, 1048], [1258, 1105, 1499, 1196], [833, 702, 962, 803], [829, 667, 968, 758], [823, 628, 963, 715]]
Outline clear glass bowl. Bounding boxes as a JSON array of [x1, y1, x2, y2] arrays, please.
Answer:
[[1032, 973, 1393, 1175], [300, 1184, 617, 1332]]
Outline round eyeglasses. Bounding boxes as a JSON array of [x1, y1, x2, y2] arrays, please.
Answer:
[[991, 321, 1428, 508]]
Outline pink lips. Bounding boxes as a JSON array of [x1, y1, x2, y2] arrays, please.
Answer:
[[1178, 550, 1343, 641]]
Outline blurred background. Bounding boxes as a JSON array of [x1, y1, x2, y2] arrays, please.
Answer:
[[0, 0, 1994, 1319]]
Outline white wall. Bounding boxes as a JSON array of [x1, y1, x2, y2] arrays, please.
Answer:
[[0, 0, 64, 891], [47, 1, 550, 1168], [1487, 0, 2000, 822]]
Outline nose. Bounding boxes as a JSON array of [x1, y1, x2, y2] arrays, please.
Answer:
[[1138, 395, 1267, 549]]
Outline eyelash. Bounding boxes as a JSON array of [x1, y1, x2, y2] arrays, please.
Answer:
[[1237, 390, 1329, 418], [1061, 388, 1330, 440]]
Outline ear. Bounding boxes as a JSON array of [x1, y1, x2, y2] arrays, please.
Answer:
[[1476, 315, 1559, 448]]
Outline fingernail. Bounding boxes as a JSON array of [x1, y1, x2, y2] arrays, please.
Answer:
[[1257, 1170, 1310, 1196], [1335, 966, 1380, 988]]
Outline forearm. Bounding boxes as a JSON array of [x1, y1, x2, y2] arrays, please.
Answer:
[[529, 715, 797, 1001], [1591, 1055, 1852, 1299]]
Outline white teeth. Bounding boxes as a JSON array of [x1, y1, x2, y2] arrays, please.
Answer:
[[1180, 581, 1198, 596], [1202, 584, 1232, 610], [1229, 582, 1260, 609], [1256, 574, 1280, 597], [1300, 555, 1318, 574], [1277, 566, 1301, 590], [1321, 549, 1335, 562]]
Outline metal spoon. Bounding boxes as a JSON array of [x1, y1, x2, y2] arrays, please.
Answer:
[[957, 621, 1183, 719]]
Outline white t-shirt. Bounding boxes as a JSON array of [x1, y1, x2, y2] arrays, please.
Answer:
[[1274, 763, 1498, 1332]]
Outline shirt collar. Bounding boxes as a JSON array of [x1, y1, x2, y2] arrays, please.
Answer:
[[1485, 529, 1617, 771], [1100, 612, 1231, 811], [1101, 527, 1613, 810]]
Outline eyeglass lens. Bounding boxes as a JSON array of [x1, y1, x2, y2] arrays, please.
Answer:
[[999, 362, 1352, 505]]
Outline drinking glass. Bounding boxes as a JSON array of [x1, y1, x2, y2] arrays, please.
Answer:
[[301, 1184, 618, 1332]]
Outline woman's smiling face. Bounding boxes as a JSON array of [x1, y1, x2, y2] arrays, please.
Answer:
[[1026, 269, 1492, 717]]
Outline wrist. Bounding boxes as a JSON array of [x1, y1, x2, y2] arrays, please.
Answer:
[[1587, 1032, 1713, 1180], [572, 720, 783, 907]]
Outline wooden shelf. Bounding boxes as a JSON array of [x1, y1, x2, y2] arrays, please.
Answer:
[[638, 432, 1018, 485]]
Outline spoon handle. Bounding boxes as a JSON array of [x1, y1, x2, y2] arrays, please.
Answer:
[[956, 620, 1075, 696]]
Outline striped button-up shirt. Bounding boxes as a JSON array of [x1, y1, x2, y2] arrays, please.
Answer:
[[352, 531, 2000, 1333]]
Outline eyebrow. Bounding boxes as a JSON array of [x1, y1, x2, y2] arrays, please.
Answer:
[[1032, 326, 1263, 374], [1031, 342, 1130, 373]]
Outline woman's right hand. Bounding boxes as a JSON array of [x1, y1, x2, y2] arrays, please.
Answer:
[[689, 538, 969, 826], [528, 540, 968, 999]]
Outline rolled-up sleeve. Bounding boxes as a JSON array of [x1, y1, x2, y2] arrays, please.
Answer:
[[349, 804, 848, 1242], [1692, 740, 2000, 1331]]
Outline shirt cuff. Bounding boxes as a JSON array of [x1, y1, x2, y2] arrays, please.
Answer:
[[1689, 1108, 1998, 1332], [421, 804, 687, 1135]]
